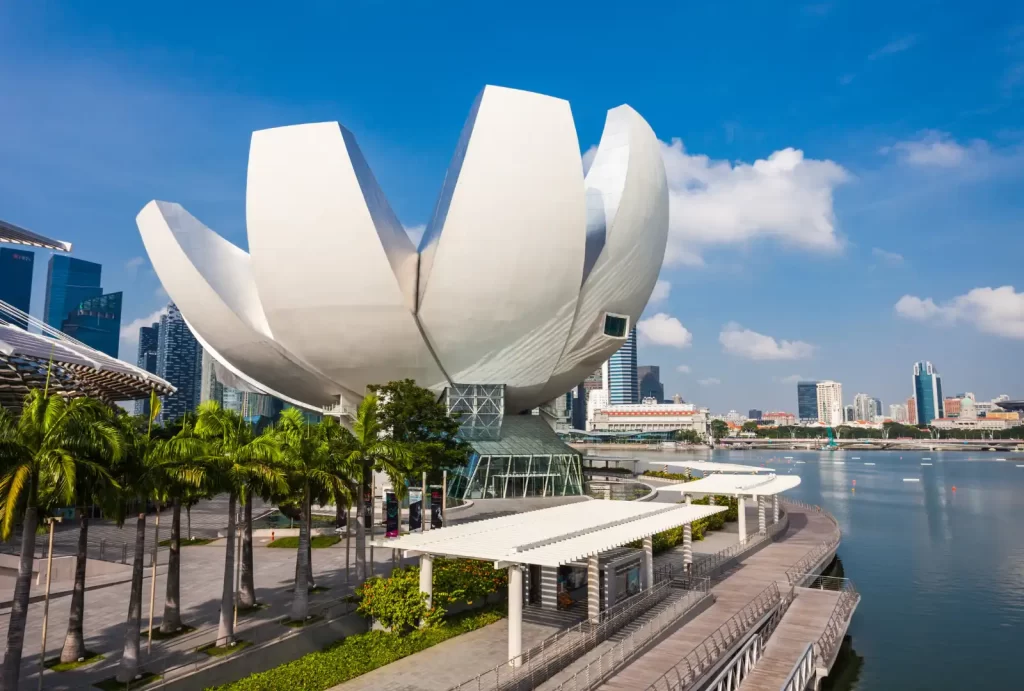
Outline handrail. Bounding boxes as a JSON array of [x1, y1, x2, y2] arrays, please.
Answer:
[[688, 508, 789, 582], [811, 579, 859, 669], [643, 582, 784, 691], [779, 643, 814, 691]]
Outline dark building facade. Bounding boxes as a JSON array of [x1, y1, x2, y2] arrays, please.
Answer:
[[797, 381, 819, 422], [0, 248, 34, 329], [156, 304, 202, 424], [61, 291, 122, 357], [637, 365, 664, 403], [571, 382, 587, 430], [913, 361, 944, 425], [134, 322, 160, 417], [44, 256, 102, 331], [748, 409, 762, 421]]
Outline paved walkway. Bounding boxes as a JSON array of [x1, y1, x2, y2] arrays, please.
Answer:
[[596, 507, 839, 690]]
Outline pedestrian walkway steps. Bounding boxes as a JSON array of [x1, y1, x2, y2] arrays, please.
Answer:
[[738, 588, 839, 691]]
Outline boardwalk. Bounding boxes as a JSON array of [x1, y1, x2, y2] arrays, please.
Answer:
[[596, 505, 839, 691]]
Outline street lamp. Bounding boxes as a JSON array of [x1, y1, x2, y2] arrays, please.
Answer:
[[38, 515, 63, 690]]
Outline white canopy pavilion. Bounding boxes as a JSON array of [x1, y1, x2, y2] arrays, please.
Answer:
[[373, 499, 725, 666], [654, 459, 775, 474]]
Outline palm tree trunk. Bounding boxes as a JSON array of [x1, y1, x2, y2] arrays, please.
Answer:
[[290, 486, 310, 622], [240, 493, 256, 609], [59, 508, 89, 663], [216, 493, 237, 647], [160, 499, 183, 633], [116, 512, 147, 683], [186, 505, 192, 541], [306, 507, 314, 588], [355, 463, 367, 581], [1, 503, 38, 690]]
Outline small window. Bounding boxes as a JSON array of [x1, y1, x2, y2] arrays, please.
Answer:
[[603, 314, 628, 338]]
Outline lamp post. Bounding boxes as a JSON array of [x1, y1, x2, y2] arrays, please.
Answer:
[[38, 515, 63, 690], [234, 503, 242, 629], [147, 503, 162, 654]]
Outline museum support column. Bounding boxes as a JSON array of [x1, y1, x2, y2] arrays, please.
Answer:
[[758, 495, 766, 535], [587, 555, 600, 623], [737, 496, 747, 545], [642, 537, 654, 589], [418, 554, 433, 627], [508, 565, 523, 667]]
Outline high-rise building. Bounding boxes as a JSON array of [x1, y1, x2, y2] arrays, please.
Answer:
[[943, 397, 961, 418], [844, 404, 856, 423], [240, 392, 283, 421], [912, 361, 944, 425], [872, 398, 883, 420], [889, 403, 908, 423], [0, 248, 35, 329], [60, 291, 122, 357], [43, 256, 102, 331], [853, 393, 877, 422], [906, 396, 917, 425], [816, 381, 843, 427], [637, 365, 664, 403], [134, 321, 160, 417], [797, 381, 819, 422], [571, 383, 587, 430], [605, 327, 638, 405], [748, 409, 762, 421], [583, 368, 603, 393], [156, 303, 202, 424]]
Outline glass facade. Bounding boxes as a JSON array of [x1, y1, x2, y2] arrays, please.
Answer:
[[134, 322, 160, 417], [797, 381, 819, 422], [637, 365, 664, 402], [156, 303, 202, 424], [913, 361, 944, 425], [0, 248, 34, 329], [61, 291, 122, 357], [607, 327, 638, 405], [447, 383, 504, 440], [603, 313, 629, 338], [44, 256, 102, 331]]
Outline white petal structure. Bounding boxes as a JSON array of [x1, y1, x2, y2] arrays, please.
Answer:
[[138, 85, 669, 413]]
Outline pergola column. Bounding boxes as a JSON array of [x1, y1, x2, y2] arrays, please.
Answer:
[[587, 554, 600, 623], [758, 495, 766, 535], [642, 537, 654, 588], [682, 494, 692, 573], [737, 496, 747, 545], [772, 494, 779, 524], [508, 565, 523, 667], [418, 554, 434, 618]]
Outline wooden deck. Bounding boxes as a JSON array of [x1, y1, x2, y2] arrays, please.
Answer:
[[596, 506, 840, 691]]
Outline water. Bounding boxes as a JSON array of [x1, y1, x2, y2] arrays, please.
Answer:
[[624, 448, 1024, 690]]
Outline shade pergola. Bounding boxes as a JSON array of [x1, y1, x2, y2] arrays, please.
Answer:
[[0, 219, 72, 252], [658, 473, 801, 496], [655, 459, 775, 474]]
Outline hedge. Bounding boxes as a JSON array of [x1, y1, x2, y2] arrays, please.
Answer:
[[207, 605, 505, 691], [642, 470, 695, 482]]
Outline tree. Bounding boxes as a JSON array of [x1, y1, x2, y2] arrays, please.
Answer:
[[367, 380, 469, 481], [0, 391, 122, 689], [710, 419, 729, 440], [741, 421, 759, 433], [195, 402, 283, 647], [276, 410, 356, 621], [673, 429, 701, 444], [345, 395, 410, 582]]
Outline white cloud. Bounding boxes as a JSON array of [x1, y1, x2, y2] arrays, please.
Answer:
[[778, 374, 806, 384], [698, 377, 721, 387], [636, 313, 693, 348], [719, 322, 816, 360], [871, 247, 904, 266], [895, 286, 1024, 339], [155, 285, 168, 298], [120, 306, 168, 345], [649, 279, 671, 303], [676, 364, 691, 374], [404, 224, 426, 247], [658, 140, 850, 266], [881, 130, 989, 168], [869, 34, 918, 60], [125, 256, 145, 271]]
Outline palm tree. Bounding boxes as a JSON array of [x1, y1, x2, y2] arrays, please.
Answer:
[[345, 395, 410, 583], [0, 391, 123, 691], [276, 410, 356, 621], [195, 402, 284, 647]]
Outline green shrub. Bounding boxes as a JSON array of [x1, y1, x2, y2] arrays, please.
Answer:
[[692, 495, 738, 522], [642, 470, 695, 481], [207, 606, 505, 691], [267, 535, 340, 549]]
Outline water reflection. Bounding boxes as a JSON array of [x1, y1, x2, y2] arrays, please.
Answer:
[[821, 637, 864, 691]]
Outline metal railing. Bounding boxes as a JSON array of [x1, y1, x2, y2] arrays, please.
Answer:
[[779, 643, 814, 691], [644, 582, 785, 691], [811, 578, 858, 670], [689, 509, 789, 582], [547, 578, 711, 691], [449, 566, 689, 691], [704, 632, 764, 691]]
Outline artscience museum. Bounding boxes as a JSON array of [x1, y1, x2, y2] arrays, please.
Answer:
[[138, 85, 669, 499]]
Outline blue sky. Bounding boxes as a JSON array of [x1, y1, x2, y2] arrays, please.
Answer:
[[1, 0, 1022, 413]]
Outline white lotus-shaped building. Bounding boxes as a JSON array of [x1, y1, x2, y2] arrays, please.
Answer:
[[138, 85, 669, 432]]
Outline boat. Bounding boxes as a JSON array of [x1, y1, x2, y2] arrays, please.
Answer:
[[864, 462, 876, 466], [921, 463, 933, 466], [903, 478, 920, 482]]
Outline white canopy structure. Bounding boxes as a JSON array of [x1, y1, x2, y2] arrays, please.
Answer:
[[654, 460, 775, 474], [658, 474, 801, 497], [374, 499, 724, 666], [0, 218, 72, 252]]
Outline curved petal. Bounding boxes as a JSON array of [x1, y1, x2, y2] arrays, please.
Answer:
[[136, 200, 346, 407], [246, 122, 447, 395], [416, 86, 587, 412], [538, 105, 669, 403]]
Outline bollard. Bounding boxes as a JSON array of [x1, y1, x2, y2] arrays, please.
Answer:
[[271, 530, 275, 544], [99, 539, 105, 561], [122, 543, 127, 564]]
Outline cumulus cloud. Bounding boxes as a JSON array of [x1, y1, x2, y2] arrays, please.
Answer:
[[871, 247, 904, 267], [777, 374, 806, 384], [698, 377, 721, 387], [637, 313, 693, 348], [125, 256, 146, 271], [120, 306, 168, 345], [658, 140, 850, 266], [869, 34, 918, 60], [676, 364, 691, 374], [719, 322, 816, 360], [404, 224, 426, 247], [649, 279, 671, 303], [895, 286, 1024, 339], [881, 130, 989, 168]]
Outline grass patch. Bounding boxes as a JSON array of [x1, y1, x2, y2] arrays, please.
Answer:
[[267, 535, 340, 549], [159, 537, 214, 547], [238, 602, 269, 616], [208, 605, 505, 691], [197, 640, 253, 658], [149, 624, 196, 641], [281, 614, 323, 628], [93, 672, 161, 690], [45, 651, 104, 671]]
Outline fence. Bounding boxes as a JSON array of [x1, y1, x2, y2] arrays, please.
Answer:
[[779, 643, 814, 691], [808, 578, 858, 671], [688, 509, 789, 582], [643, 582, 787, 691]]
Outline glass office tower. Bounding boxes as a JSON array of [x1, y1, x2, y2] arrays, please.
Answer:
[[607, 327, 639, 405], [0, 248, 35, 329], [44, 256, 103, 331], [913, 361, 944, 425], [61, 292, 123, 357], [797, 381, 819, 422], [156, 304, 202, 424]]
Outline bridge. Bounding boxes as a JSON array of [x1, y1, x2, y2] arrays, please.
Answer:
[[718, 437, 1023, 452]]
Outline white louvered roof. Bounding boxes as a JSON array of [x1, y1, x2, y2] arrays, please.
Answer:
[[659, 473, 801, 497], [372, 499, 726, 567], [654, 460, 775, 473]]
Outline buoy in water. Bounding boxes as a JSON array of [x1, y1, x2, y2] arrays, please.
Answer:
[[852, 479, 856, 486], [952, 486, 957, 492]]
